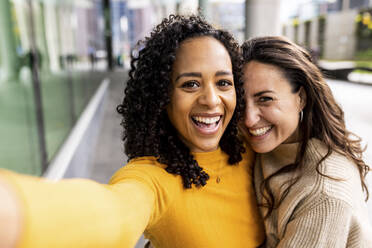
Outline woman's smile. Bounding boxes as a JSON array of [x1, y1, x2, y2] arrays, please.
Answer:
[[191, 114, 223, 135], [248, 125, 273, 137]]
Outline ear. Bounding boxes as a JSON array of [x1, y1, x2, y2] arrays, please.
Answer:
[[298, 86, 307, 110]]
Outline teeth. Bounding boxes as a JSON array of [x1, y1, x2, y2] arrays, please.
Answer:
[[249, 126, 272, 136], [193, 116, 221, 124]]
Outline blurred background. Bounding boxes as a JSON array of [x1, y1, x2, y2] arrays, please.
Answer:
[[0, 0, 372, 243]]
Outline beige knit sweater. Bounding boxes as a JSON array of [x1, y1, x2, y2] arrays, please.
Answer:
[[254, 138, 372, 248]]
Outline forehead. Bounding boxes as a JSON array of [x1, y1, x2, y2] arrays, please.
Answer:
[[172, 36, 232, 73], [243, 61, 290, 92]]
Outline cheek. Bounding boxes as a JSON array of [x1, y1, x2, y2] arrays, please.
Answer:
[[169, 103, 187, 121], [222, 91, 237, 116], [168, 92, 193, 122], [260, 106, 281, 124], [259, 104, 295, 131], [273, 102, 300, 132]]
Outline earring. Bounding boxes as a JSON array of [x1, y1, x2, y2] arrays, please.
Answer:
[[300, 110, 303, 122]]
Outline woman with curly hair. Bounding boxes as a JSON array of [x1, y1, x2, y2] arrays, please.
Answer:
[[0, 15, 265, 248], [240, 36, 372, 247]]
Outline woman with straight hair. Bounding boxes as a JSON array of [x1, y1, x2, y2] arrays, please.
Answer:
[[240, 36, 372, 247], [0, 15, 265, 248]]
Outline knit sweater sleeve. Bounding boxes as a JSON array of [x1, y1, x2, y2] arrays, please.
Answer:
[[0, 166, 159, 248], [277, 195, 352, 248]]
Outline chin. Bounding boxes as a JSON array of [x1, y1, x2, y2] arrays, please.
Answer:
[[194, 139, 220, 152], [199, 144, 219, 152], [250, 144, 276, 154]]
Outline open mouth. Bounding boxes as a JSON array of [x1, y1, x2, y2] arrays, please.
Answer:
[[191, 115, 222, 134], [249, 125, 273, 137]]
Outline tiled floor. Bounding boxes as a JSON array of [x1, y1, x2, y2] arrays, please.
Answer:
[[89, 69, 128, 183]]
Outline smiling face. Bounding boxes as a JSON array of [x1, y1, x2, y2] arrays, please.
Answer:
[[167, 36, 236, 153], [241, 61, 304, 153]]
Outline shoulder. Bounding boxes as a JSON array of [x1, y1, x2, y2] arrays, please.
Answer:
[[278, 140, 371, 237], [109, 157, 182, 205], [110, 157, 164, 182], [109, 157, 181, 189], [302, 139, 365, 205], [109, 157, 183, 227]]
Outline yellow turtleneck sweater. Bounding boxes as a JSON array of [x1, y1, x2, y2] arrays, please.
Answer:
[[1, 148, 264, 248]]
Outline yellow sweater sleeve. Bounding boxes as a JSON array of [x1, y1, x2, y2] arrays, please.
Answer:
[[0, 170, 155, 248]]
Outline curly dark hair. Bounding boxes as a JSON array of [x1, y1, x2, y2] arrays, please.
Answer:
[[242, 36, 370, 217], [117, 15, 245, 188]]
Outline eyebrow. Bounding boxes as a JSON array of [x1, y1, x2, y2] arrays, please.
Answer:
[[253, 90, 275, 97], [175, 70, 233, 82], [215, 70, 233, 76], [175, 72, 201, 82]]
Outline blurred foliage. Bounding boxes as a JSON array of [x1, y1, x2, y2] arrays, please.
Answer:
[[292, 18, 299, 27], [318, 15, 326, 58], [355, 49, 372, 61], [356, 9, 372, 53]]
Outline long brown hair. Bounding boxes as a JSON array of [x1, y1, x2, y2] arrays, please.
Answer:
[[241, 36, 370, 217]]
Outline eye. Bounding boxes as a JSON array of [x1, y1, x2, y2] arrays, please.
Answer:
[[258, 96, 273, 102], [217, 79, 233, 88], [181, 80, 199, 89]]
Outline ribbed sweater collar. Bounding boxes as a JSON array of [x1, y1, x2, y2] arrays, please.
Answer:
[[258, 142, 299, 179], [191, 147, 227, 168], [130, 147, 228, 171], [258, 138, 325, 179]]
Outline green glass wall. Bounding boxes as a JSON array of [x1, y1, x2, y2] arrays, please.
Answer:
[[0, 0, 107, 175]]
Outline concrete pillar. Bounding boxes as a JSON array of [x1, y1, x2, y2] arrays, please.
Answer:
[[324, 9, 357, 60], [0, 0, 20, 81], [44, 3, 62, 71], [245, 0, 281, 40], [342, 0, 350, 11], [310, 17, 319, 51], [176, 2, 181, 15], [199, 0, 208, 17], [285, 24, 296, 41], [297, 22, 306, 46]]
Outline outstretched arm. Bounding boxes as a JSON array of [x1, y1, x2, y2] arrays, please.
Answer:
[[0, 170, 155, 248]]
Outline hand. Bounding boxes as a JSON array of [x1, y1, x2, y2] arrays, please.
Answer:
[[0, 177, 21, 248]]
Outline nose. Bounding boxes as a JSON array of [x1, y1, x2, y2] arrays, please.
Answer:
[[244, 103, 260, 128], [198, 84, 221, 108]]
